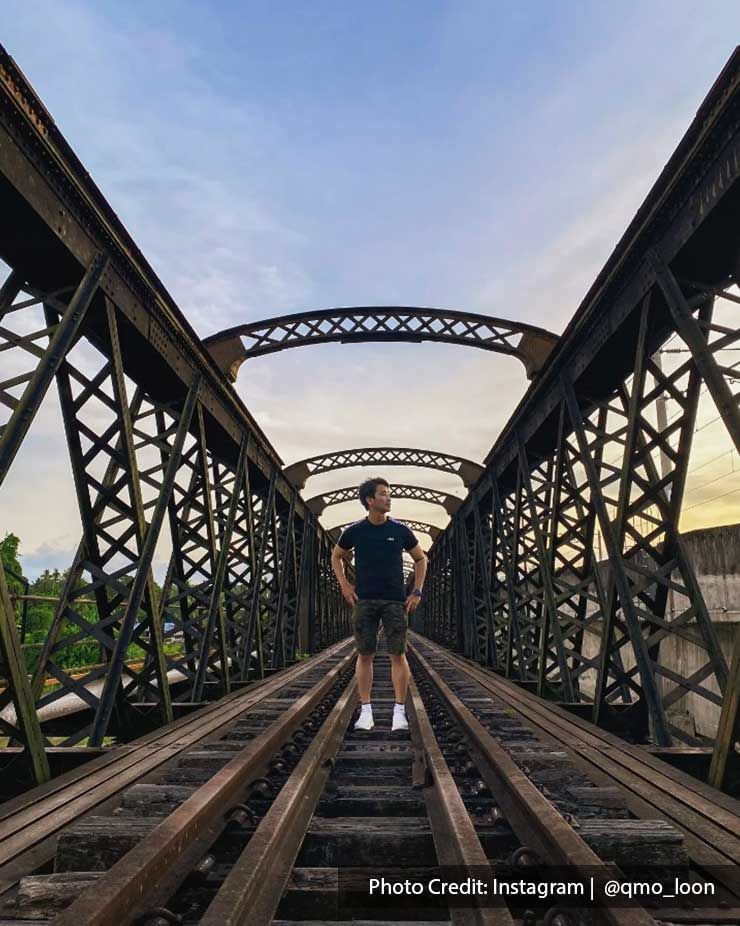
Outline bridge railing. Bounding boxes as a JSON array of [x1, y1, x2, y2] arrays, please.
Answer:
[[0, 46, 349, 776], [424, 49, 740, 788]]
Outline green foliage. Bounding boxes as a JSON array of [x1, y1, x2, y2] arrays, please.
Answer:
[[7, 531, 174, 675], [1, 532, 24, 595]]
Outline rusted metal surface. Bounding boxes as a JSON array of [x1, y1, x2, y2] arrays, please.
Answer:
[[52, 652, 355, 926], [406, 673, 513, 926], [415, 634, 740, 901], [0, 640, 351, 894], [410, 641, 656, 926], [198, 674, 357, 926]]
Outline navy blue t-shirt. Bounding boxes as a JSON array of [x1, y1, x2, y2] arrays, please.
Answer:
[[337, 518, 418, 602]]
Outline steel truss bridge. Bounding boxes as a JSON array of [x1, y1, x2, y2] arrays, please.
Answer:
[[0, 42, 739, 799]]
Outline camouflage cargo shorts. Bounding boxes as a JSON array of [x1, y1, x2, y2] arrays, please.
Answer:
[[353, 599, 408, 655]]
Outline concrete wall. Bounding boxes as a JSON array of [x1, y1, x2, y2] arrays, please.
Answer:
[[578, 523, 740, 740]]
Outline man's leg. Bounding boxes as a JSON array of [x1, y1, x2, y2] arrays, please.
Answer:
[[382, 602, 410, 731], [353, 601, 379, 731], [356, 653, 374, 703], [389, 653, 410, 704]]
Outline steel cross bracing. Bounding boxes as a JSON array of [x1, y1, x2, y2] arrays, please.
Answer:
[[331, 519, 443, 542], [424, 49, 740, 788], [284, 447, 484, 489], [305, 482, 464, 517], [0, 47, 350, 774], [203, 307, 559, 381]]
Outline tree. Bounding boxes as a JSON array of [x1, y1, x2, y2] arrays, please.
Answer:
[[0, 532, 24, 594]]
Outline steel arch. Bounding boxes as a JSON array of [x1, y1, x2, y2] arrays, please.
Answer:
[[203, 307, 559, 381], [331, 519, 442, 542], [306, 483, 463, 517], [285, 447, 484, 489]]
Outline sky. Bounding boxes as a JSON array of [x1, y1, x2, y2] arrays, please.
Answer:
[[1, 1, 739, 577]]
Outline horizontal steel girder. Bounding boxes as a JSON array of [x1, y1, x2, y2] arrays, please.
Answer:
[[284, 446, 484, 489], [306, 483, 463, 517], [204, 307, 559, 381]]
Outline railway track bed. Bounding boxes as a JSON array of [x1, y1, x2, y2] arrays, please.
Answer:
[[0, 635, 738, 925]]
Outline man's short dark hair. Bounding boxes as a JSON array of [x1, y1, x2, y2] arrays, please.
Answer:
[[359, 477, 389, 510]]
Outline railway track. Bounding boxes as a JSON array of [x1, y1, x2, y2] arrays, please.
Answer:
[[0, 635, 737, 926]]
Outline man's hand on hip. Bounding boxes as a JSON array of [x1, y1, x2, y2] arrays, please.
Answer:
[[341, 583, 359, 606]]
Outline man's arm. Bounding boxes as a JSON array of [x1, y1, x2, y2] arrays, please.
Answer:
[[404, 543, 427, 613], [331, 544, 358, 606]]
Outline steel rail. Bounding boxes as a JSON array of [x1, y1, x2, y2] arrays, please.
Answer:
[[198, 655, 514, 926], [198, 671, 358, 926], [53, 651, 356, 926], [406, 673, 514, 926], [0, 639, 352, 892], [424, 639, 740, 853], [413, 635, 740, 898], [409, 642, 658, 926]]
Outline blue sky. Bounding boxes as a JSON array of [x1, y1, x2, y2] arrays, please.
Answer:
[[3, 2, 740, 575]]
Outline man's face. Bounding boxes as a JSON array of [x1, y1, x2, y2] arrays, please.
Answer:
[[369, 483, 392, 513]]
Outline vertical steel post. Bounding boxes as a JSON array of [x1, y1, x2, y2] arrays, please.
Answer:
[[0, 560, 49, 783]]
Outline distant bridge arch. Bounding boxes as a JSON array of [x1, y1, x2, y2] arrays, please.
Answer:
[[204, 307, 558, 382], [285, 447, 483, 489], [306, 483, 463, 517]]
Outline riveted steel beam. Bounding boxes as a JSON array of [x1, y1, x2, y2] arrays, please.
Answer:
[[284, 446, 484, 489], [204, 308, 558, 381]]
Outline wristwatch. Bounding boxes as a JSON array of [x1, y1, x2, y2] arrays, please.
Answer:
[[412, 588, 423, 598]]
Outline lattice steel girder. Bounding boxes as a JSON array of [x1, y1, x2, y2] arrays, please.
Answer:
[[155, 403, 223, 699], [0, 46, 302, 518], [0, 48, 346, 748], [331, 519, 442, 542], [88, 302, 202, 742], [268, 492, 300, 669], [425, 50, 740, 752], [211, 449, 263, 684], [478, 52, 740, 480], [652, 253, 740, 453], [307, 483, 463, 517], [517, 437, 574, 700], [40, 303, 190, 744], [0, 255, 108, 486], [191, 435, 249, 700], [284, 447, 484, 489], [203, 308, 559, 381], [241, 470, 279, 681]]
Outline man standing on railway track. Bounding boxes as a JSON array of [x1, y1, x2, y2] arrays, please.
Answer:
[[331, 477, 427, 732]]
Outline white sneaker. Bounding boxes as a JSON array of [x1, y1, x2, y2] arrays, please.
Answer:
[[391, 708, 409, 732], [354, 710, 374, 731]]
